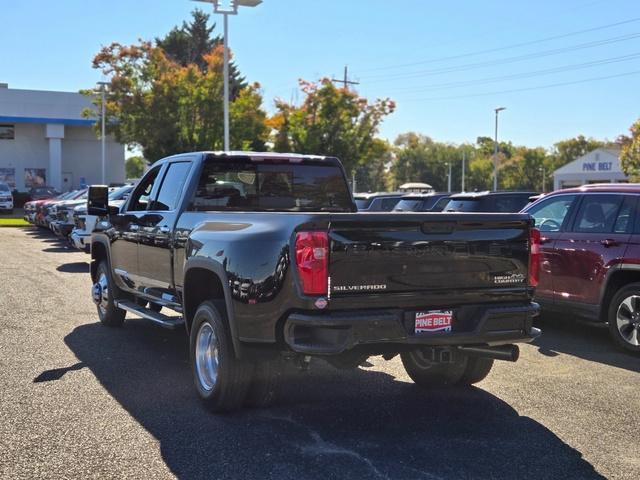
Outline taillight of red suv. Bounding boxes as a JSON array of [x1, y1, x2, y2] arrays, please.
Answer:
[[295, 231, 329, 295], [528, 228, 541, 287]]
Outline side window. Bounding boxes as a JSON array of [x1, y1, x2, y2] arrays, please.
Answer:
[[380, 197, 400, 211], [128, 167, 161, 212], [615, 196, 637, 234], [527, 195, 577, 232], [572, 195, 623, 234], [431, 197, 450, 212], [151, 162, 192, 211]]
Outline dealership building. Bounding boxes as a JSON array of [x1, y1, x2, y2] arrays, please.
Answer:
[[552, 148, 627, 190], [0, 84, 124, 192]]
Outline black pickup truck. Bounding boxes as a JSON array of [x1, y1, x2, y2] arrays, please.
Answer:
[[88, 151, 541, 412]]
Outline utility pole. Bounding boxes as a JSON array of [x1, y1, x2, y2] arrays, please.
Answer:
[[539, 166, 546, 193], [97, 81, 109, 185], [223, 11, 230, 151], [493, 107, 506, 191], [447, 162, 452, 192], [331, 66, 359, 90], [462, 151, 466, 192]]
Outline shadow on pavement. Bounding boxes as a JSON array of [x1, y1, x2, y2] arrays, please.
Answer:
[[534, 314, 640, 373], [56, 320, 604, 480], [56, 262, 90, 273], [42, 246, 73, 253]]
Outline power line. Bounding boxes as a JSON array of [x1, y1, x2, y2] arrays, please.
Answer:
[[389, 52, 640, 93], [363, 32, 640, 82], [407, 69, 640, 101], [359, 16, 640, 73]]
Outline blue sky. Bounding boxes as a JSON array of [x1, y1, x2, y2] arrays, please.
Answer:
[[1, 0, 639, 148]]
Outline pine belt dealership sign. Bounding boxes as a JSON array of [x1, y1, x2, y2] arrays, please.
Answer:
[[582, 161, 613, 172], [553, 148, 627, 189]]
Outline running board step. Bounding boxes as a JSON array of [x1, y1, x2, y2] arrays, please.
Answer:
[[115, 300, 185, 330]]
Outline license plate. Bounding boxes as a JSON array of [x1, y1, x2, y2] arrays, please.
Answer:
[[415, 310, 453, 333]]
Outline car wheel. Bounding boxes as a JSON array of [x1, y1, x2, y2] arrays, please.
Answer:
[[457, 357, 494, 385], [190, 301, 253, 412], [149, 302, 162, 313], [245, 359, 283, 408], [92, 260, 126, 327], [608, 283, 640, 353], [401, 349, 467, 387]]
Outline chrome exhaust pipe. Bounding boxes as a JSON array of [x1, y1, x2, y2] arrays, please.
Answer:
[[458, 344, 520, 362]]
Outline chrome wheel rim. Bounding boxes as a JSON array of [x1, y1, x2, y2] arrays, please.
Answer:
[[616, 295, 640, 346], [93, 272, 109, 315], [195, 322, 219, 392]]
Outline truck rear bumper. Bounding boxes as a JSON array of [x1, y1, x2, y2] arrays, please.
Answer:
[[283, 302, 540, 355]]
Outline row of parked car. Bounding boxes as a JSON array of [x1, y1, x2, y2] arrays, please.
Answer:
[[23, 184, 134, 252], [354, 190, 538, 213]]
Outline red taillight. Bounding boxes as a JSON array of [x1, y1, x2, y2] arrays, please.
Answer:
[[528, 228, 541, 287], [295, 231, 328, 296]]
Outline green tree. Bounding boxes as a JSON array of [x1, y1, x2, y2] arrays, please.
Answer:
[[270, 79, 395, 174], [620, 119, 640, 180], [549, 135, 608, 171], [156, 9, 246, 98], [500, 147, 548, 191], [391, 133, 468, 192], [84, 43, 268, 162], [125, 155, 145, 179], [353, 139, 393, 192]]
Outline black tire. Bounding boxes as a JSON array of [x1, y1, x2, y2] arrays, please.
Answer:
[[457, 357, 494, 385], [149, 302, 162, 313], [245, 359, 283, 408], [190, 301, 254, 412], [94, 260, 126, 327], [401, 350, 467, 388], [608, 283, 640, 353]]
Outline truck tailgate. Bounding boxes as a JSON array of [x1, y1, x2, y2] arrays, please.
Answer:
[[328, 213, 531, 296]]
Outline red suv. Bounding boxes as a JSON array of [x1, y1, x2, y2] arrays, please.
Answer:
[[523, 184, 640, 352]]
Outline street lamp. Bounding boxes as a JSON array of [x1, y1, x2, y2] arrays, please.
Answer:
[[493, 107, 506, 191], [445, 162, 452, 192], [539, 166, 546, 193], [97, 81, 109, 185], [193, 0, 263, 151]]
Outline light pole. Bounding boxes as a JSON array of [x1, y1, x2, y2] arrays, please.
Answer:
[[539, 166, 546, 193], [493, 107, 506, 191], [446, 162, 452, 192], [193, 0, 262, 151], [461, 150, 466, 192], [97, 81, 109, 185]]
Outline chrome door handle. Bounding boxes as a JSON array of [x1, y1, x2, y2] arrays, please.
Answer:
[[601, 239, 618, 248], [159, 226, 170, 234], [129, 224, 140, 232]]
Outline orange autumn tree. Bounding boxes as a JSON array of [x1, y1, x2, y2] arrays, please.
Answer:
[[270, 79, 395, 175], [83, 42, 268, 162]]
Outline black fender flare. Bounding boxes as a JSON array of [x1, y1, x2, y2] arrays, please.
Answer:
[[598, 263, 640, 318], [90, 234, 112, 281], [183, 257, 243, 357]]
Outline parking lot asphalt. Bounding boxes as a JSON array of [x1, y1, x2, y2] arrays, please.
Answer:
[[1, 227, 639, 480]]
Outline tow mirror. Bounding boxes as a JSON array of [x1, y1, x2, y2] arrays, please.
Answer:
[[87, 185, 109, 216]]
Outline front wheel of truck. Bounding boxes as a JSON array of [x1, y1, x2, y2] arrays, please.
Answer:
[[190, 301, 253, 412], [93, 260, 126, 327], [401, 350, 467, 387]]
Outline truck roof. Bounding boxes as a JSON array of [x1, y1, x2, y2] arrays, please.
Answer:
[[204, 151, 332, 161]]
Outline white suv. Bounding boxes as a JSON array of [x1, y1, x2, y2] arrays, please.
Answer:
[[0, 183, 14, 213]]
